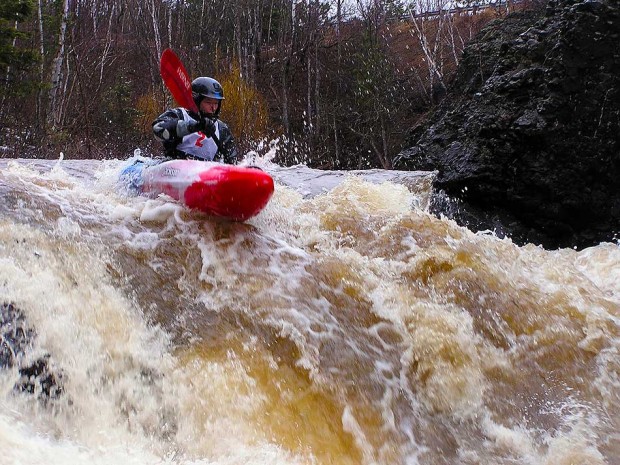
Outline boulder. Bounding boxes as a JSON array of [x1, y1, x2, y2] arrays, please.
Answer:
[[395, 0, 620, 249]]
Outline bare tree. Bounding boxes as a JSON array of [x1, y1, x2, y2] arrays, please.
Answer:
[[407, 0, 447, 103], [36, 0, 45, 126], [48, 0, 71, 128], [147, 0, 163, 61]]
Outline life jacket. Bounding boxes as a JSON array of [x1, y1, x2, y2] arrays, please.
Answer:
[[175, 108, 220, 161]]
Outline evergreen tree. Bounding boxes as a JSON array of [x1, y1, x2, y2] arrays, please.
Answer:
[[0, 0, 36, 92]]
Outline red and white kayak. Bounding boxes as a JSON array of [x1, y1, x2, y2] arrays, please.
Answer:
[[121, 159, 274, 221]]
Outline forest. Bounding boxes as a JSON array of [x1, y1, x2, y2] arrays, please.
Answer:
[[0, 0, 525, 168]]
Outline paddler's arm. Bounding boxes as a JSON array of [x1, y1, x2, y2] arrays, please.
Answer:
[[152, 108, 209, 158], [216, 120, 238, 165], [153, 108, 206, 142]]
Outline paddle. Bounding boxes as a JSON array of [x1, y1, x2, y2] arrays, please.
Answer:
[[160, 49, 199, 113], [159, 48, 222, 150]]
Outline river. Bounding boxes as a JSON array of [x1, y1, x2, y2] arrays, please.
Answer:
[[0, 157, 618, 465]]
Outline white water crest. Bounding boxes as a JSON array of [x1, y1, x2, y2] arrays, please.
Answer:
[[0, 157, 618, 465]]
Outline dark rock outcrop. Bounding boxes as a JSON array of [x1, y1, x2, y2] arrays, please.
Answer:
[[395, 0, 620, 249]]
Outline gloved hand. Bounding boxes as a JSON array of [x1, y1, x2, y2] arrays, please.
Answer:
[[200, 118, 216, 138], [187, 117, 216, 137]]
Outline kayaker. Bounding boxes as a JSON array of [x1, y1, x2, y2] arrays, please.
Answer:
[[152, 77, 238, 164]]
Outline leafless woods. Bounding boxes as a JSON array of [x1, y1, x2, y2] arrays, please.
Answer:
[[1, 0, 520, 166]]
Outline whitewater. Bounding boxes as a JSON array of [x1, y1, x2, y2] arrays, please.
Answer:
[[0, 156, 618, 465]]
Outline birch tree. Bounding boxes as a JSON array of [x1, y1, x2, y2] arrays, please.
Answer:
[[36, 0, 45, 125], [48, 0, 70, 128], [147, 0, 163, 62]]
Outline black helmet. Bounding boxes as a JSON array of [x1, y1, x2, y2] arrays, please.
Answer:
[[192, 77, 224, 117], [192, 77, 224, 100]]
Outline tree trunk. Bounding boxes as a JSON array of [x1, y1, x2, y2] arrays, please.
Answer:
[[148, 0, 162, 63], [282, 58, 290, 139], [333, 115, 340, 167], [235, 4, 242, 74], [0, 21, 18, 119], [167, 4, 172, 49], [253, 0, 262, 77], [36, 0, 45, 127], [99, 5, 116, 87], [280, 0, 293, 143], [334, 0, 342, 167], [267, 0, 274, 44], [408, 4, 446, 103], [314, 14, 320, 138], [48, 0, 70, 128]]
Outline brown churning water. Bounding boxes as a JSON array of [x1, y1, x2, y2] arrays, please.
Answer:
[[0, 158, 618, 465]]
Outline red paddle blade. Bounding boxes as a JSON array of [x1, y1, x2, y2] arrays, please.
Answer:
[[160, 48, 198, 113]]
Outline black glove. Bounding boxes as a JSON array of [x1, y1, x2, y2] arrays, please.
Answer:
[[201, 118, 216, 138], [188, 117, 216, 137]]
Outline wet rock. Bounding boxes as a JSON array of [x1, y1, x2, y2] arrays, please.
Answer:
[[16, 354, 63, 399], [1, 302, 63, 399], [395, 0, 620, 249], [0, 302, 34, 369]]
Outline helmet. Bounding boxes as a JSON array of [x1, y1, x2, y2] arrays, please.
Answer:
[[192, 77, 224, 101], [192, 77, 224, 117]]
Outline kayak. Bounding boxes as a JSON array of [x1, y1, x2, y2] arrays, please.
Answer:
[[119, 158, 274, 221]]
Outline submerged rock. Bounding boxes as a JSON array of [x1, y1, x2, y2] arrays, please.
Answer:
[[0, 302, 34, 369], [1, 302, 63, 399], [395, 0, 620, 249]]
